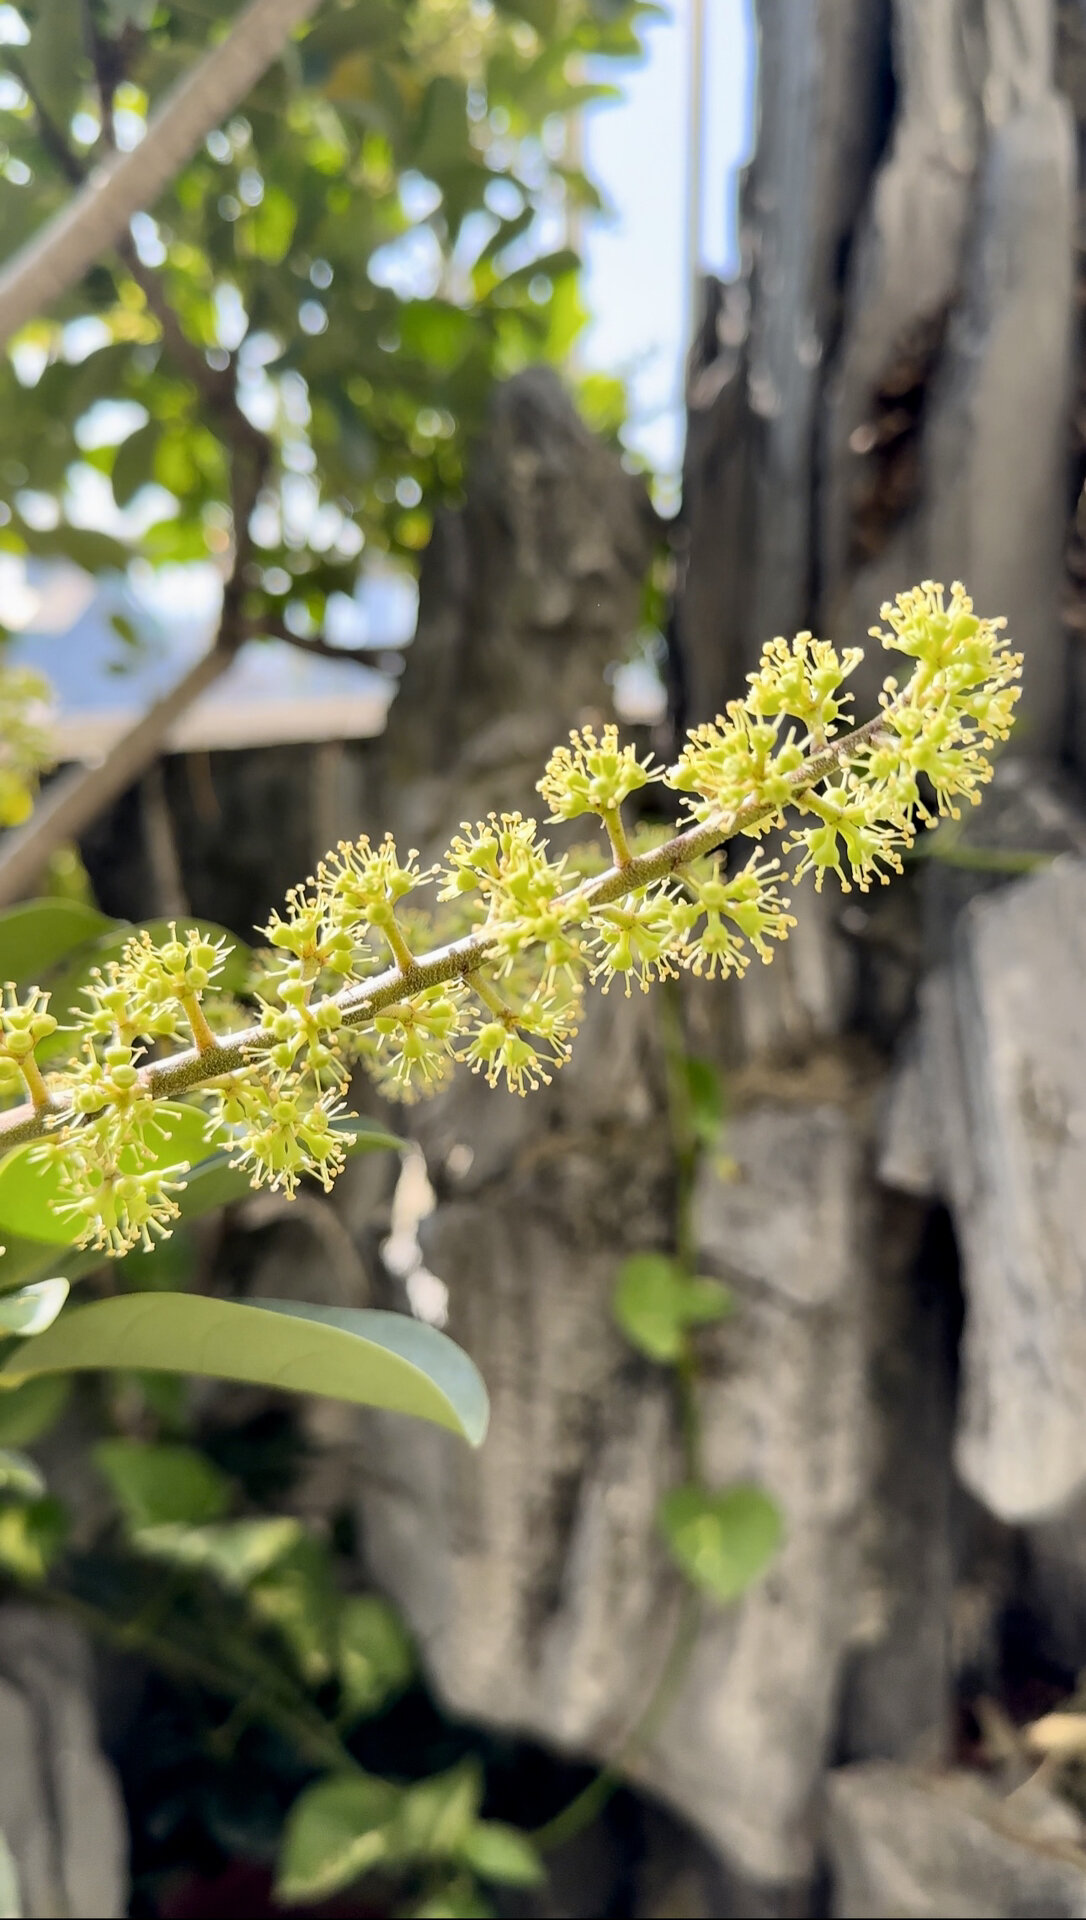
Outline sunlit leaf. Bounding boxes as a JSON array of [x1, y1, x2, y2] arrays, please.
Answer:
[[0, 1497, 67, 1582], [0, 1449, 45, 1500], [0, 1278, 69, 1337], [393, 1760, 482, 1862], [0, 1297, 489, 1443], [133, 1515, 303, 1587], [461, 1821, 545, 1888]]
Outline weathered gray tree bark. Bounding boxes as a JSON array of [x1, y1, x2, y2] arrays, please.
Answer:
[[346, 3, 1086, 1914]]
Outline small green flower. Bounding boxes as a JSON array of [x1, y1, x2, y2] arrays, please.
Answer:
[[538, 722, 662, 822], [0, 984, 57, 1061], [678, 857, 796, 977], [370, 986, 465, 1099], [590, 885, 686, 995]]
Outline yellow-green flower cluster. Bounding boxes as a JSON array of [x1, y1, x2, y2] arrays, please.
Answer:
[[538, 722, 662, 824], [0, 583, 1020, 1254]]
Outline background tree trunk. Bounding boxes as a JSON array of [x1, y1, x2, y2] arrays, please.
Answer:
[[346, 4, 1086, 1913], [71, 9, 1086, 1904]]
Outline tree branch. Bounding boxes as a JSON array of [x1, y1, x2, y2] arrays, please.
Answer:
[[242, 615, 398, 666], [0, 0, 322, 350], [0, 710, 892, 1147], [0, 639, 239, 909]]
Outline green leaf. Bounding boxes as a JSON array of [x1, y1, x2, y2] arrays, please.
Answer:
[[0, 899, 116, 986], [248, 1532, 337, 1684], [0, 1278, 69, 1337], [657, 1484, 783, 1604], [277, 1772, 401, 1903], [111, 420, 160, 508], [0, 1103, 218, 1245], [0, 1375, 70, 1447], [407, 1885, 494, 1920], [236, 182, 298, 264], [0, 1297, 490, 1444], [682, 1056, 726, 1147], [0, 1235, 78, 1293], [133, 1515, 303, 1587], [613, 1254, 731, 1363], [336, 1592, 415, 1719], [679, 1276, 736, 1326], [0, 1450, 45, 1501], [392, 1760, 482, 1863], [20, 0, 80, 135], [0, 1496, 67, 1582], [461, 1821, 545, 1888], [94, 1439, 232, 1530], [399, 302, 476, 372]]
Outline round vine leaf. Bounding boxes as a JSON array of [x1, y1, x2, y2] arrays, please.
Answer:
[[657, 1483, 783, 1604], [0, 898, 117, 986], [613, 1253, 731, 1363], [0, 1296, 489, 1445], [0, 1103, 218, 1245]]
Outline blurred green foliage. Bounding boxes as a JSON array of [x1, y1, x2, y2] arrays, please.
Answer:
[[0, 0, 644, 639]]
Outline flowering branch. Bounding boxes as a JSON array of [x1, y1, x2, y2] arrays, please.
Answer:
[[0, 584, 1020, 1255]]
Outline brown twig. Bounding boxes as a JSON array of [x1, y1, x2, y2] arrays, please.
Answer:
[[241, 615, 398, 666]]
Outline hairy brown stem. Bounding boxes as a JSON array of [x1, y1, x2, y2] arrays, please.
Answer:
[[0, 711, 891, 1150]]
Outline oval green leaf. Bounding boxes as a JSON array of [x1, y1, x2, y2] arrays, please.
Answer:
[[0, 1103, 218, 1245], [0, 898, 117, 986], [0, 1296, 489, 1445]]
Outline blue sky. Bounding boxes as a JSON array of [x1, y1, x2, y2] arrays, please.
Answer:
[[580, 0, 755, 475]]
